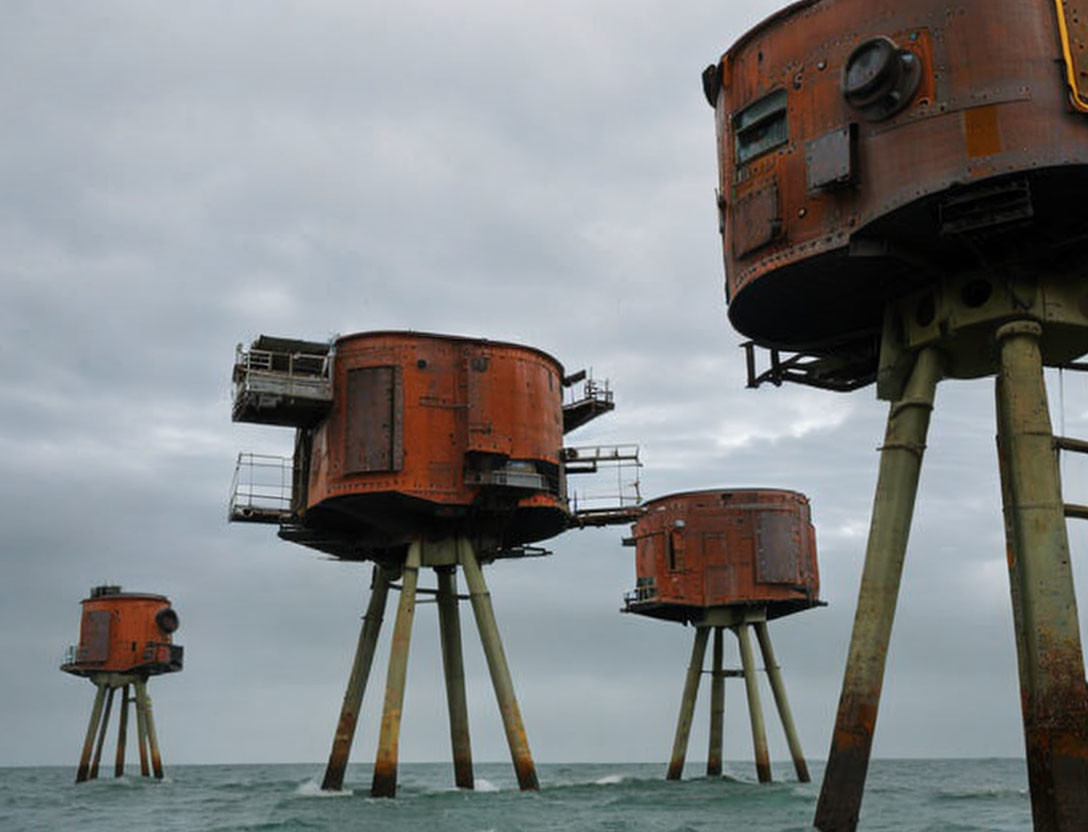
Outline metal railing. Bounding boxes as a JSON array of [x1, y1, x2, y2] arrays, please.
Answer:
[[229, 452, 295, 523], [232, 344, 333, 402], [623, 577, 658, 606], [566, 444, 642, 511]]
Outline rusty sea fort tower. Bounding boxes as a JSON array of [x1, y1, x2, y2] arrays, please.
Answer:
[[621, 488, 822, 784], [61, 585, 183, 783], [703, 0, 1088, 829], [229, 330, 640, 797]]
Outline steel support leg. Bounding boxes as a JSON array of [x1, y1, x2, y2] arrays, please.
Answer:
[[666, 626, 709, 780], [707, 627, 725, 777], [76, 684, 107, 783], [814, 345, 943, 831], [89, 686, 115, 780], [135, 681, 150, 777], [322, 566, 392, 791], [136, 679, 164, 779], [737, 623, 772, 783], [755, 620, 809, 782], [460, 538, 539, 791], [371, 542, 422, 798], [995, 320, 1088, 831], [436, 565, 474, 789], [115, 685, 129, 777]]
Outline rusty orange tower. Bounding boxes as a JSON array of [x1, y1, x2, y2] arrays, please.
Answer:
[[61, 585, 183, 783], [704, 1, 1088, 829], [230, 330, 639, 797], [623, 489, 821, 783]]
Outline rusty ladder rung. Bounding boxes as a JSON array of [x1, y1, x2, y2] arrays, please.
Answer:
[[1064, 503, 1088, 521], [1055, 436, 1088, 455]]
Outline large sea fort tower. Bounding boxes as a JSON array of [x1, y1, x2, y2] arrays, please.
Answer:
[[702, 1, 1088, 829]]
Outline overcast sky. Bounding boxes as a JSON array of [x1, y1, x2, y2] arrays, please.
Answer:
[[5, 0, 1088, 775]]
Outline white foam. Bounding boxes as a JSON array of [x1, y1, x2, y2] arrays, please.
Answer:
[[295, 778, 354, 797], [473, 778, 500, 793], [594, 774, 625, 785]]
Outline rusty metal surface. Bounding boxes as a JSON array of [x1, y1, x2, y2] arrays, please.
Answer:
[[755, 620, 810, 782], [995, 321, 1088, 831], [436, 566, 474, 790], [755, 510, 802, 584], [805, 126, 856, 191], [322, 568, 391, 792], [75, 685, 107, 783], [666, 627, 710, 781], [707, 627, 725, 777], [371, 543, 421, 798], [302, 330, 570, 555], [710, 0, 1088, 360], [733, 183, 782, 256], [460, 539, 539, 792], [737, 624, 772, 783], [63, 588, 181, 677], [344, 366, 402, 474], [814, 347, 943, 831], [114, 685, 129, 778], [626, 489, 819, 620]]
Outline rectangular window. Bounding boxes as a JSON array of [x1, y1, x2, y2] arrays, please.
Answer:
[[734, 89, 789, 165]]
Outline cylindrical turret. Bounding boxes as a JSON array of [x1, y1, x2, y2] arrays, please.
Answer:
[[624, 488, 820, 622], [60, 585, 182, 677], [707, 0, 1088, 373], [296, 331, 568, 555]]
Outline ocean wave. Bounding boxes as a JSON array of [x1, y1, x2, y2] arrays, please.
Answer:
[[293, 778, 353, 797]]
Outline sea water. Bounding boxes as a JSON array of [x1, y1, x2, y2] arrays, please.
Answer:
[[0, 759, 1032, 831]]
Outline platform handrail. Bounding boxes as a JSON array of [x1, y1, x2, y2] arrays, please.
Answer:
[[229, 452, 296, 522]]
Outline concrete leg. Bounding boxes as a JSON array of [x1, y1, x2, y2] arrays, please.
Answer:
[[707, 627, 725, 777], [371, 542, 422, 798], [135, 681, 150, 777], [436, 565, 474, 790], [814, 345, 943, 831], [322, 566, 392, 791], [76, 684, 107, 783], [115, 685, 129, 777], [89, 685, 115, 780], [666, 626, 709, 781], [995, 320, 1088, 831], [136, 680, 164, 779], [755, 620, 809, 782], [737, 624, 771, 783], [460, 538, 539, 791]]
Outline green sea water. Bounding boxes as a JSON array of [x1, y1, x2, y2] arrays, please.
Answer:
[[0, 759, 1032, 831]]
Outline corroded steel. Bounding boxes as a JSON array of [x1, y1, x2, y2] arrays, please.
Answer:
[[436, 566, 474, 790], [707, 626, 725, 777], [626, 488, 819, 622], [460, 539, 539, 791], [755, 620, 809, 782], [322, 566, 392, 791], [737, 624, 772, 783], [300, 331, 569, 557], [75, 684, 106, 783], [995, 320, 1088, 831], [61, 586, 182, 677], [136, 679, 164, 779], [135, 686, 149, 776], [372, 543, 422, 798], [666, 626, 709, 781], [815, 346, 943, 831], [114, 684, 129, 777], [89, 686, 115, 780], [710, 0, 1088, 370]]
